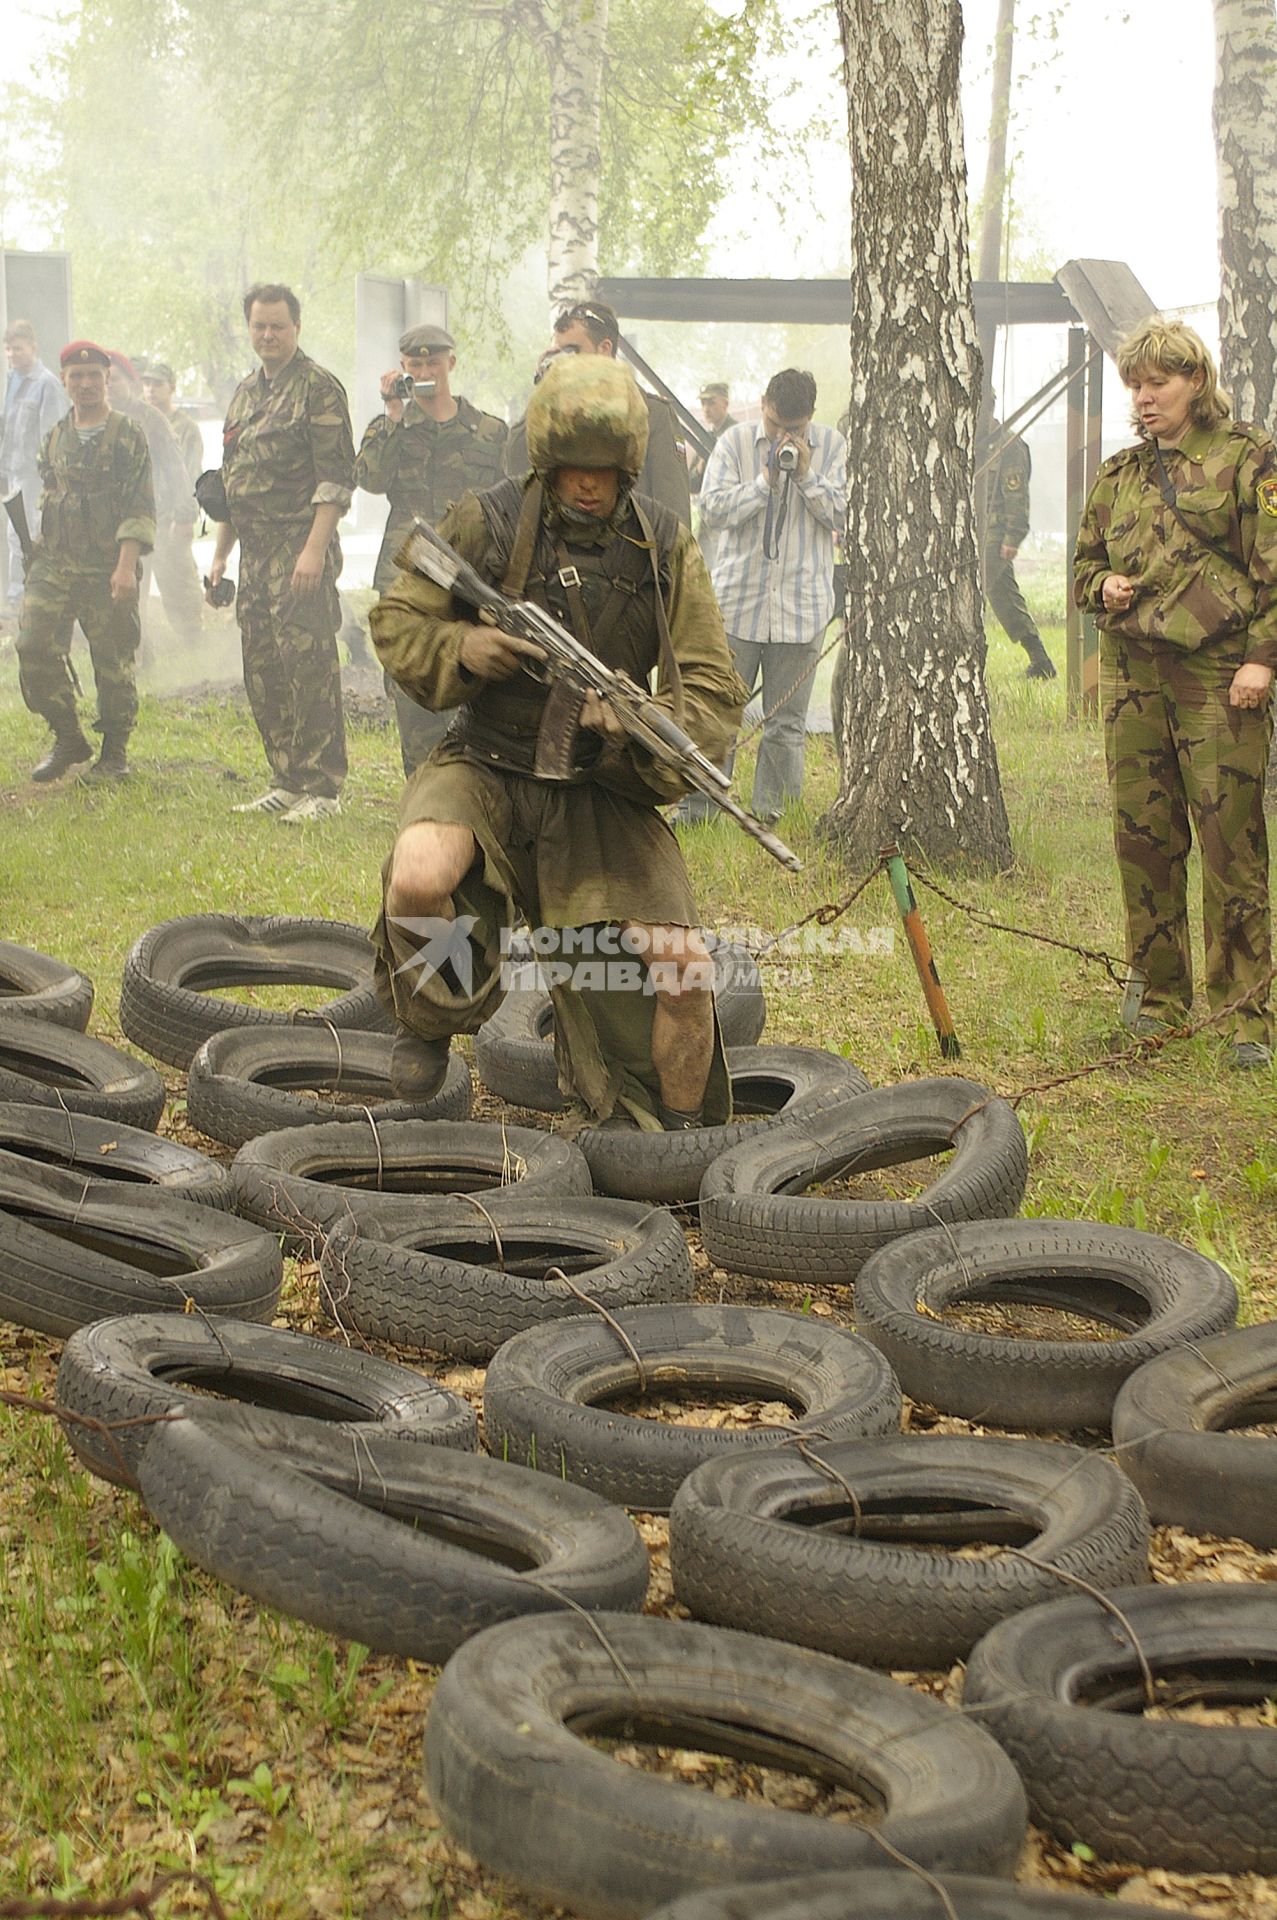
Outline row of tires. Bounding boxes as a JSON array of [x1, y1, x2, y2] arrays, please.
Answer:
[[50, 1306, 1277, 1907]]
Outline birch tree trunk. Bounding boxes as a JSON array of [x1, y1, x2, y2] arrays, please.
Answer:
[[545, 0, 608, 306], [1214, 0, 1277, 428], [1212, 0, 1277, 794], [828, 0, 1012, 871]]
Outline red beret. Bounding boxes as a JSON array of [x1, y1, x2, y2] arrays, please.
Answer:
[[60, 340, 111, 369], [107, 349, 139, 382]]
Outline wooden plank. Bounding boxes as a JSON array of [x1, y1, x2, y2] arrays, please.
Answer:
[[1053, 260, 1160, 360]]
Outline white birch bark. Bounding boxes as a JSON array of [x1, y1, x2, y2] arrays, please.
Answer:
[[545, 0, 608, 306], [829, 0, 1012, 870], [1214, 0, 1277, 429]]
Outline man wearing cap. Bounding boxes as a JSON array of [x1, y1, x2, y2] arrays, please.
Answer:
[[503, 299, 692, 528], [356, 325, 507, 774], [2, 320, 71, 617], [207, 282, 356, 821], [16, 340, 155, 783], [370, 354, 747, 1126], [107, 353, 201, 653], [689, 382, 735, 495]]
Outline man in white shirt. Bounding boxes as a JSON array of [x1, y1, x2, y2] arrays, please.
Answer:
[[683, 368, 845, 826], [1, 320, 71, 615]]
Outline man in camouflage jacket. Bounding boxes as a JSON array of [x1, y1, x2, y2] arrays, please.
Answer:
[[17, 339, 155, 784], [984, 420, 1055, 680], [208, 282, 355, 821], [1074, 325, 1276, 1063], [356, 323, 507, 774]]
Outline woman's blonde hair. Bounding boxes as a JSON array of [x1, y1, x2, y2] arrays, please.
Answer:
[[1117, 317, 1231, 433]]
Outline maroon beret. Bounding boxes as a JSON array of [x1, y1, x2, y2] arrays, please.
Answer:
[[60, 340, 111, 369]]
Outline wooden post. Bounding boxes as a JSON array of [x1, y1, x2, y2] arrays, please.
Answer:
[[1081, 339, 1104, 715], [1065, 326, 1087, 714]]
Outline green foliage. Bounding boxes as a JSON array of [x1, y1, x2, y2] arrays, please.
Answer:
[[10, 0, 787, 392]]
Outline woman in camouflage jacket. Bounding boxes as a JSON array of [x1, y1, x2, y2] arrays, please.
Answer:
[[1073, 317, 1274, 1068]]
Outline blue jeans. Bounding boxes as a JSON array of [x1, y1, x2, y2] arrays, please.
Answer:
[[675, 632, 823, 824]]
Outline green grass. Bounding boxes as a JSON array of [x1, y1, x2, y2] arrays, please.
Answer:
[[0, 594, 1273, 1915]]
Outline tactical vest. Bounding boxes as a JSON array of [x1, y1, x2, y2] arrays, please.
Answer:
[[447, 475, 680, 776], [38, 411, 136, 570]]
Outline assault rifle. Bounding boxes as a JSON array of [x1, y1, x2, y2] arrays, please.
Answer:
[[397, 518, 803, 873], [3, 488, 34, 568]]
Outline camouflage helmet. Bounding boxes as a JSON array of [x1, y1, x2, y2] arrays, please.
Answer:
[[526, 355, 648, 477]]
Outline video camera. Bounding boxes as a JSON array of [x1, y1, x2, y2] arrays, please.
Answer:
[[774, 440, 801, 474], [389, 375, 438, 402]]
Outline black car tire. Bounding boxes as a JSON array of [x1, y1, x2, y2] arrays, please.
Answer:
[[119, 913, 391, 1069], [0, 1014, 165, 1131], [641, 1870, 1177, 1920], [482, 1303, 902, 1512], [0, 1173, 280, 1341], [229, 1117, 592, 1251], [854, 1219, 1238, 1431], [138, 1416, 649, 1660], [187, 1025, 472, 1149], [963, 1583, 1277, 1872], [0, 940, 93, 1030], [0, 1104, 232, 1208], [424, 1613, 1027, 1919], [1111, 1322, 1277, 1547], [320, 1196, 694, 1362], [56, 1310, 477, 1487], [698, 1078, 1028, 1283], [669, 1435, 1150, 1668]]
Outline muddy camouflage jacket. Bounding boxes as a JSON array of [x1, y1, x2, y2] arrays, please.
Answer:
[[221, 350, 354, 534], [1073, 419, 1277, 669], [986, 425, 1031, 548], [36, 409, 155, 572]]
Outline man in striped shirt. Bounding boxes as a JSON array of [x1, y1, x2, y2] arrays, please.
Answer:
[[683, 368, 846, 826]]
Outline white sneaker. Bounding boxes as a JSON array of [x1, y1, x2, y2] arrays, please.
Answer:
[[232, 787, 299, 814], [280, 793, 342, 824]]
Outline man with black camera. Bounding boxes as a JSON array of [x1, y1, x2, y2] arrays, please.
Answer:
[[678, 367, 845, 828], [356, 325, 507, 773]]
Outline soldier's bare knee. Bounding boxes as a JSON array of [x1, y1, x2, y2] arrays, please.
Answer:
[[388, 821, 476, 916], [624, 923, 714, 1005]]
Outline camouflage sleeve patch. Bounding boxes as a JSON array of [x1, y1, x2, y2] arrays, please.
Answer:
[[1258, 476, 1277, 518]]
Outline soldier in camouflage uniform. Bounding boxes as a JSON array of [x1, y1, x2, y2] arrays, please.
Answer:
[[208, 283, 355, 821], [1074, 317, 1275, 1068], [356, 324, 507, 775], [108, 353, 201, 652], [17, 340, 155, 784], [140, 359, 206, 647], [985, 419, 1056, 679], [370, 354, 748, 1123]]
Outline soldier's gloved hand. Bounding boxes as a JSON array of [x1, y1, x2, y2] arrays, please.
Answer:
[[1229, 661, 1274, 710], [459, 617, 546, 681], [1101, 573, 1136, 612]]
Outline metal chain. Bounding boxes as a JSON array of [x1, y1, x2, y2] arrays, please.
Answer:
[[746, 856, 887, 960], [903, 860, 1131, 984]]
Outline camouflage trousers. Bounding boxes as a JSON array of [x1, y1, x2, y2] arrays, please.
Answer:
[[1102, 634, 1273, 1045], [237, 528, 347, 798], [16, 554, 141, 741], [984, 545, 1042, 650]]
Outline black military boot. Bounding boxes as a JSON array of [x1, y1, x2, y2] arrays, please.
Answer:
[[389, 1030, 450, 1102], [82, 735, 130, 783], [30, 728, 94, 783]]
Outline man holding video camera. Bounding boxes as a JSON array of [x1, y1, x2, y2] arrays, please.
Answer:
[[679, 367, 845, 827], [356, 325, 507, 773]]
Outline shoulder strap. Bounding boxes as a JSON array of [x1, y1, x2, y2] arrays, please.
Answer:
[[502, 478, 544, 595], [1151, 444, 1248, 576], [630, 494, 685, 726]]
